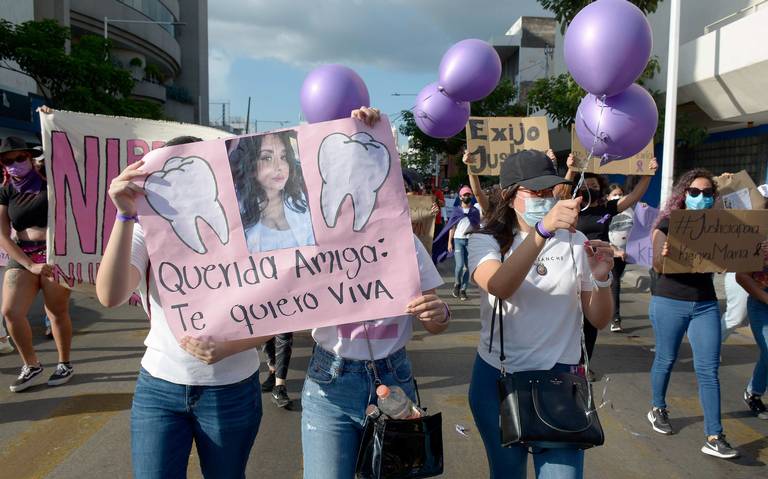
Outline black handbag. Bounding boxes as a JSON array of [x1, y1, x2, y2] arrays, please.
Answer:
[[354, 324, 444, 479], [490, 297, 605, 450]]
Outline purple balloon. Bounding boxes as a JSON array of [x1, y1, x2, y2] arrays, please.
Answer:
[[414, 82, 470, 139], [300, 64, 370, 123], [564, 0, 652, 97], [575, 84, 658, 160], [438, 39, 501, 102]]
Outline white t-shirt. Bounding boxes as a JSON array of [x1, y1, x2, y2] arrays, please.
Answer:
[[130, 224, 260, 386], [468, 230, 593, 372], [608, 207, 634, 250], [453, 204, 483, 239], [312, 235, 443, 360]]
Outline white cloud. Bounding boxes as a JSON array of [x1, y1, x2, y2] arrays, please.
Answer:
[[207, 0, 549, 71], [208, 48, 233, 101]]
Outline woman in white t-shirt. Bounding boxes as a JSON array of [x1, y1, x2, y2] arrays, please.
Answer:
[[467, 150, 614, 479], [448, 185, 482, 301], [301, 109, 450, 478], [96, 136, 271, 479]]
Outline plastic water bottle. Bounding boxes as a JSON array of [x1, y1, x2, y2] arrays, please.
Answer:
[[376, 385, 422, 419]]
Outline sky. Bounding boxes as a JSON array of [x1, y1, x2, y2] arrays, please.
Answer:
[[207, 0, 550, 139]]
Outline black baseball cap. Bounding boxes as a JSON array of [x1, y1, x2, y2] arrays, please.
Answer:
[[500, 149, 570, 190]]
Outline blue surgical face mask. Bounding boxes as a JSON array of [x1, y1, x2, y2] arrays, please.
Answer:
[[685, 193, 714, 210], [519, 197, 557, 227]]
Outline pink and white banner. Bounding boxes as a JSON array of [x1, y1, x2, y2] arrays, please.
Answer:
[[40, 110, 229, 294], [136, 116, 420, 340]]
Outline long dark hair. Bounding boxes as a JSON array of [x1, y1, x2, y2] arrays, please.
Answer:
[[655, 168, 718, 228], [228, 131, 308, 229], [476, 185, 520, 254]]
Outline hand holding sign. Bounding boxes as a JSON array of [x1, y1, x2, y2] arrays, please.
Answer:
[[108, 160, 147, 217]]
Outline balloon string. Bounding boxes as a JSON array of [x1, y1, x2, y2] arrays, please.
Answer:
[[572, 94, 607, 208]]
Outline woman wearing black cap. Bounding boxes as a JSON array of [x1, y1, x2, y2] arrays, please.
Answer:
[[0, 136, 74, 392], [467, 150, 614, 478]]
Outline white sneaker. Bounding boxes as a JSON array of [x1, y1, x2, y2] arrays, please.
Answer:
[[0, 338, 14, 354]]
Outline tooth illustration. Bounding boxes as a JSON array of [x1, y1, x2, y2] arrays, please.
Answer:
[[144, 156, 230, 254], [318, 132, 391, 232]]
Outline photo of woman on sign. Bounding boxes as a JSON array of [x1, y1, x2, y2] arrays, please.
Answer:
[[227, 130, 316, 253]]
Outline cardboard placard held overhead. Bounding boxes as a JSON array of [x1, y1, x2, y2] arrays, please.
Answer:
[[662, 209, 768, 274], [408, 195, 436, 254], [465, 116, 550, 176], [714, 170, 766, 210], [570, 126, 655, 175]]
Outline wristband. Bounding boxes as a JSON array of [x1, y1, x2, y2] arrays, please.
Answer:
[[534, 221, 554, 239], [436, 303, 451, 325], [116, 213, 139, 223], [592, 271, 613, 289]]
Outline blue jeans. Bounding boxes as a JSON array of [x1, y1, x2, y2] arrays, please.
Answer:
[[649, 296, 722, 436], [747, 296, 768, 395], [468, 355, 584, 479], [301, 346, 417, 479], [130, 368, 262, 479], [454, 237, 469, 291]]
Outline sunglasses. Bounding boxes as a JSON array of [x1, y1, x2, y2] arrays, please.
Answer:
[[0, 153, 29, 167], [686, 187, 714, 198]]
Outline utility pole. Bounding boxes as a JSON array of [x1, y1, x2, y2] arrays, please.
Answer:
[[245, 97, 252, 134]]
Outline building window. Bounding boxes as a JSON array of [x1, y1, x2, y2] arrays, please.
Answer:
[[117, 0, 177, 35]]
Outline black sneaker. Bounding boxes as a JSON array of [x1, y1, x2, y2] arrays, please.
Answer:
[[261, 371, 276, 392], [701, 434, 739, 459], [47, 362, 74, 386], [10, 364, 45, 392], [459, 290, 468, 301], [272, 384, 290, 408], [647, 407, 674, 435], [451, 284, 460, 298], [610, 320, 623, 332], [743, 390, 768, 420]]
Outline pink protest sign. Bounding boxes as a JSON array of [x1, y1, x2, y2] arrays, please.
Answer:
[[136, 116, 421, 340], [625, 203, 659, 267]]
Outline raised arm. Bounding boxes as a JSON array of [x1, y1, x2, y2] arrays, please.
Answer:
[[617, 158, 658, 213], [472, 198, 582, 299], [96, 160, 146, 307], [462, 150, 489, 213]]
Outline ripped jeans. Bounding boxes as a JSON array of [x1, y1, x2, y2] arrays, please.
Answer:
[[300, 345, 416, 479]]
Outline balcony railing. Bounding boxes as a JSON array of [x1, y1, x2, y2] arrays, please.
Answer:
[[704, 0, 768, 33]]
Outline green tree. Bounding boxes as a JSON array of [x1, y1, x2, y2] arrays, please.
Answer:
[[0, 19, 163, 119], [536, 0, 662, 33]]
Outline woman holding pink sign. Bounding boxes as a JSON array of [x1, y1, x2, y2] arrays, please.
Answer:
[[300, 108, 451, 479], [97, 135, 273, 479]]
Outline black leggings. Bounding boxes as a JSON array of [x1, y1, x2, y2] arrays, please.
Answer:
[[264, 333, 293, 380], [611, 257, 627, 320]]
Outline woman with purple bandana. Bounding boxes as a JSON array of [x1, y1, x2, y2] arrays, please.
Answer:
[[447, 185, 483, 301], [0, 136, 74, 392]]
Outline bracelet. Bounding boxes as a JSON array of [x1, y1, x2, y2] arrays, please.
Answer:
[[592, 271, 613, 289], [436, 303, 451, 325], [116, 213, 139, 223], [535, 221, 554, 239]]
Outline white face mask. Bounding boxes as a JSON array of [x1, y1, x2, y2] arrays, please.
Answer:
[[608, 194, 622, 201]]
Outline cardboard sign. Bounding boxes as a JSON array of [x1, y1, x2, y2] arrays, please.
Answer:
[[408, 195, 435, 254], [662, 209, 768, 273], [465, 116, 550, 175], [570, 126, 654, 175], [40, 110, 229, 294], [714, 170, 766, 210], [136, 116, 421, 340], [625, 203, 659, 266]]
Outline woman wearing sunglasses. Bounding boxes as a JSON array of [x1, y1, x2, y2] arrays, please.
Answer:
[[648, 169, 739, 459], [0, 136, 74, 392]]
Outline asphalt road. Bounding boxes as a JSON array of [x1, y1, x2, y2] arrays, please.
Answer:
[[0, 264, 766, 478]]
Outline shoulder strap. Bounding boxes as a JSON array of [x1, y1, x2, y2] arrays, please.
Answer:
[[145, 260, 152, 320]]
